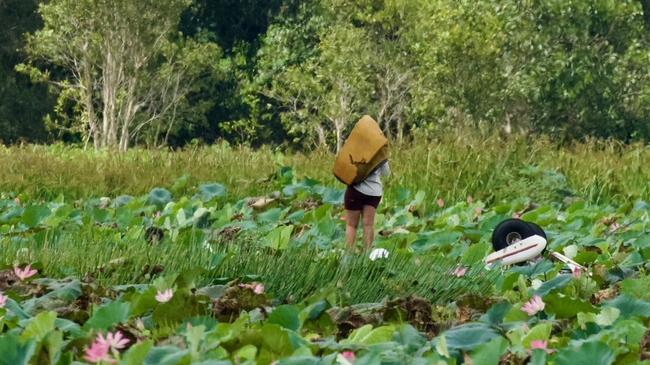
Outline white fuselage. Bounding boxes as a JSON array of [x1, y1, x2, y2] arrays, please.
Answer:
[[484, 235, 547, 267]]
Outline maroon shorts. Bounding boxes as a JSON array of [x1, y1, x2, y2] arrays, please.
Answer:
[[344, 186, 382, 211]]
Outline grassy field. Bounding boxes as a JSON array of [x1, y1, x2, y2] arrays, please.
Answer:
[[2, 132, 649, 205], [1, 134, 650, 363]]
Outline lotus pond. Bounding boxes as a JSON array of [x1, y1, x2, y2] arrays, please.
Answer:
[[0, 166, 649, 364]]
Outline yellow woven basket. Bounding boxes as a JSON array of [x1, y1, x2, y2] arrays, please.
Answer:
[[333, 115, 389, 185]]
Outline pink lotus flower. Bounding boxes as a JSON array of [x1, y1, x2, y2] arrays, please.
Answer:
[[452, 266, 468, 277], [522, 295, 545, 316], [572, 266, 582, 279], [155, 288, 173, 303], [253, 283, 265, 294], [341, 351, 356, 363], [14, 264, 37, 281], [239, 282, 265, 294], [530, 339, 547, 349], [97, 331, 129, 350], [0, 292, 7, 308], [530, 339, 553, 353], [84, 340, 114, 364]]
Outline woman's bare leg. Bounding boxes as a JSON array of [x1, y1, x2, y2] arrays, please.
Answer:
[[346, 210, 361, 248], [362, 205, 377, 249]]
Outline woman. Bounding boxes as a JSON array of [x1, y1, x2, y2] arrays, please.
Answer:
[[344, 160, 390, 250]]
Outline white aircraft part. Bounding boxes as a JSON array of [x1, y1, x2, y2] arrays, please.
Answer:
[[369, 248, 389, 261], [485, 235, 547, 267], [550, 251, 590, 275]]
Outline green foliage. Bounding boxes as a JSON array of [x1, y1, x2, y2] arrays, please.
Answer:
[[3, 134, 650, 205], [470, 337, 508, 365], [0, 0, 52, 144], [4, 0, 650, 146], [0, 162, 649, 362], [440, 323, 501, 351], [84, 301, 132, 331], [240, 0, 650, 146], [554, 341, 615, 365], [3, 2, 650, 360], [21, 311, 57, 342], [149, 188, 174, 209], [0, 334, 36, 365], [196, 183, 227, 202], [605, 295, 650, 318], [120, 340, 154, 365], [18, 0, 223, 150]]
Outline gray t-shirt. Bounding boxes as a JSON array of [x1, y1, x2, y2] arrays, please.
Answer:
[[352, 161, 390, 197]]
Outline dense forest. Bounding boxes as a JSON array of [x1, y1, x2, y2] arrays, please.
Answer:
[[2, 0, 650, 150]]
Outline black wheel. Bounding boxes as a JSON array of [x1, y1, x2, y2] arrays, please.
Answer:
[[526, 221, 547, 254], [527, 221, 546, 240], [491, 218, 535, 251]]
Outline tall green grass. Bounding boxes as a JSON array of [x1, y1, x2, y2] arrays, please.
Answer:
[[0, 143, 279, 200], [1, 228, 495, 305], [1, 132, 649, 204]]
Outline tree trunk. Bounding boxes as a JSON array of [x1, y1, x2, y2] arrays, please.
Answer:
[[162, 98, 179, 147], [642, 0, 650, 31], [118, 76, 140, 151], [333, 81, 353, 153], [335, 120, 343, 153], [377, 68, 393, 139], [119, 125, 129, 151], [315, 125, 327, 149], [396, 116, 403, 143], [101, 48, 118, 149], [378, 101, 391, 139], [81, 59, 99, 149], [504, 113, 513, 134]]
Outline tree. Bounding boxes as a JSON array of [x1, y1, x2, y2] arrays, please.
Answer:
[[253, 0, 417, 150], [258, 19, 374, 151], [0, 0, 52, 144], [398, 0, 650, 141], [501, 0, 650, 140], [335, 0, 418, 141], [181, 0, 302, 52], [404, 0, 510, 131], [19, 0, 221, 150], [641, 0, 650, 30], [372, 44, 414, 142], [176, 0, 303, 146]]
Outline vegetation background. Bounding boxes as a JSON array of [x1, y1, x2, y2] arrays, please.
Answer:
[[2, 0, 650, 151], [3, 3, 650, 363]]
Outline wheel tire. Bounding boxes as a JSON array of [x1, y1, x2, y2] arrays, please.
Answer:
[[491, 218, 536, 251], [527, 221, 546, 239], [526, 221, 547, 254]]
